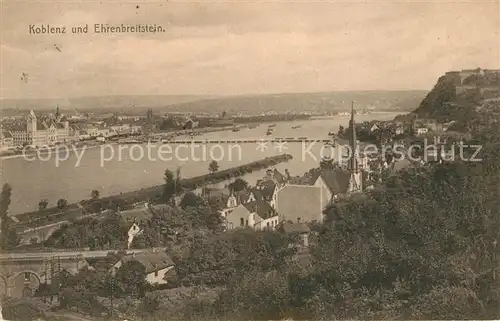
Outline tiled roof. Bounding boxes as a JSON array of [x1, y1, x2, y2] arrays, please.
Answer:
[[276, 185, 323, 223], [2, 131, 13, 138], [4, 123, 26, 132], [121, 250, 174, 274], [255, 179, 276, 200], [243, 199, 275, 219], [36, 120, 48, 130], [312, 168, 351, 195], [234, 190, 251, 204], [273, 169, 286, 185]]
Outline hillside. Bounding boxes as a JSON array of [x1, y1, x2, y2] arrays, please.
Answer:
[[162, 90, 427, 115], [413, 68, 500, 121]]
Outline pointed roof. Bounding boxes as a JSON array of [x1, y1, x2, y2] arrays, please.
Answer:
[[243, 199, 275, 219], [348, 101, 358, 172], [255, 179, 277, 200], [313, 168, 351, 195], [273, 169, 287, 185], [120, 250, 174, 274]]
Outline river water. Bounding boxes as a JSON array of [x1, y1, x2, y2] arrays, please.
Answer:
[[1, 113, 400, 214]]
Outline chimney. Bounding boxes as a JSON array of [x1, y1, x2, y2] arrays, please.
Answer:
[[152, 247, 157, 253]]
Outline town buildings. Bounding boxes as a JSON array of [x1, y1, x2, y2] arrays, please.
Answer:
[[110, 249, 175, 285], [7, 110, 74, 147]]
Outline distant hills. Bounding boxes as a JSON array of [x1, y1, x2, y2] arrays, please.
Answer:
[[159, 91, 427, 115], [0, 95, 215, 115], [0, 91, 427, 116]]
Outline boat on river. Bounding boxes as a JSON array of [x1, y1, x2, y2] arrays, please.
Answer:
[[292, 124, 302, 129]]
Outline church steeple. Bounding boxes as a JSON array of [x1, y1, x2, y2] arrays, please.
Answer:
[[347, 101, 358, 173], [347, 101, 362, 193]]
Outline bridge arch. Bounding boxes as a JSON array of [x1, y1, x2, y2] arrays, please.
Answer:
[[10, 270, 41, 298]]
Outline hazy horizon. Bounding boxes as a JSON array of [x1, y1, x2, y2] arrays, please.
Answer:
[[1, 1, 498, 99], [0, 89, 429, 102]]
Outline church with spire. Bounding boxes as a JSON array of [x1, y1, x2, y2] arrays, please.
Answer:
[[311, 101, 364, 206], [346, 102, 363, 193]]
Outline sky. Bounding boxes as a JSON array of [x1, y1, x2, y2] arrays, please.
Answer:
[[1, 0, 499, 99]]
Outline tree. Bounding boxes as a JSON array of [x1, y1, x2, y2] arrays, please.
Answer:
[[57, 198, 68, 210], [180, 192, 205, 210], [113, 260, 147, 298], [0, 183, 12, 249], [38, 199, 48, 211], [228, 178, 249, 192], [164, 168, 182, 203], [209, 160, 219, 173], [90, 190, 100, 200]]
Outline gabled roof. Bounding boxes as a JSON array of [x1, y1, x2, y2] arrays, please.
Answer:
[[36, 120, 48, 130], [254, 179, 276, 200], [2, 131, 13, 139], [234, 190, 252, 204], [54, 122, 65, 129], [313, 168, 351, 195], [120, 250, 174, 274], [273, 169, 287, 185], [243, 199, 275, 219]]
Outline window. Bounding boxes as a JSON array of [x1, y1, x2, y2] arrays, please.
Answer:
[[154, 271, 158, 277], [240, 218, 244, 226], [245, 220, 248, 226], [24, 272, 30, 282], [267, 222, 270, 228]]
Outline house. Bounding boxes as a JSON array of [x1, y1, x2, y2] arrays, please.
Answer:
[[276, 185, 325, 223], [119, 204, 154, 248], [370, 124, 380, 132], [224, 199, 277, 230], [110, 249, 175, 285], [247, 200, 279, 230], [276, 222, 311, 250], [254, 178, 279, 208], [203, 187, 256, 215], [224, 203, 254, 229], [312, 168, 353, 204]]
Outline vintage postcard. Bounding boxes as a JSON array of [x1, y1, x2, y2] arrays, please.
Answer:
[[0, 0, 499, 320]]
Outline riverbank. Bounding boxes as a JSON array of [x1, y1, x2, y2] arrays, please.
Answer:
[[0, 142, 103, 160], [11, 154, 293, 228]]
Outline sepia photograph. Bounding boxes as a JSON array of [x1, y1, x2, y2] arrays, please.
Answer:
[[0, 0, 499, 320]]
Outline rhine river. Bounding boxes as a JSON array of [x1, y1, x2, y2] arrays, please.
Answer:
[[1, 113, 401, 214]]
